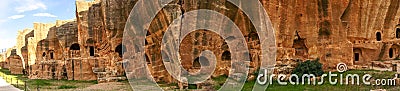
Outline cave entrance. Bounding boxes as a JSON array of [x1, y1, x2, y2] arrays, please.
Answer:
[[50, 52, 54, 59], [70, 43, 80, 50], [115, 44, 126, 58], [389, 48, 394, 58], [354, 53, 359, 61], [221, 51, 231, 61], [353, 48, 362, 63], [376, 32, 382, 41], [89, 46, 95, 57], [396, 28, 400, 38]]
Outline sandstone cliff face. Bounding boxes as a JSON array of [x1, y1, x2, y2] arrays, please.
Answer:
[[262, 0, 400, 70], [29, 23, 56, 66], [72, 0, 136, 81], [29, 20, 78, 80], [2, 0, 400, 86]]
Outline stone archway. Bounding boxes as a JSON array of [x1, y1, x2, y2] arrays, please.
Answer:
[[69, 43, 81, 57], [70, 43, 80, 50], [68, 43, 80, 80]]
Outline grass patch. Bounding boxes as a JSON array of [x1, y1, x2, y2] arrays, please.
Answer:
[[0, 68, 98, 90], [58, 85, 77, 89], [211, 74, 228, 89], [32, 79, 52, 86]]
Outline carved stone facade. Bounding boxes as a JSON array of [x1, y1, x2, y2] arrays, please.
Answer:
[[0, 0, 398, 85]]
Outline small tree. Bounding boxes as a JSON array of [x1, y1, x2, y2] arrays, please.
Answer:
[[291, 58, 324, 81]]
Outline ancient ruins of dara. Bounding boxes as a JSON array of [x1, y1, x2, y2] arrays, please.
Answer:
[[0, 0, 400, 84]]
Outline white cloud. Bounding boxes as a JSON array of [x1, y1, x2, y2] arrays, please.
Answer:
[[15, 0, 47, 13], [8, 15, 25, 19], [33, 13, 57, 18]]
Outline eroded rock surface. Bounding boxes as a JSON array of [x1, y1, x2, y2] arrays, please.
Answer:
[[0, 0, 398, 87]]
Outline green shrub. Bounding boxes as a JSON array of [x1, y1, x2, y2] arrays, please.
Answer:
[[58, 85, 77, 89], [188, 84, 197, 89], [291, 58, 324, 80]]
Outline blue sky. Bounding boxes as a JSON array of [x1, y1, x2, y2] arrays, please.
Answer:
[[0, 0, 76, 50]]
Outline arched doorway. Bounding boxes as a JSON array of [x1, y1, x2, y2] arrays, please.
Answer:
[[376, 32, 382, 41], [70, 43, 80, 50], [69, 43, 80, 57], [389, 48, 394, 58], [69, 43, 80, 80]]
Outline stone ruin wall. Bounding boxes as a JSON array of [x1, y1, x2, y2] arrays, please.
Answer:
[[16, 29, 34, 70], [29, 23, 56, 66], [21, 30, 34, 75], [8, 49, 23, 74], [1, 48, 13, 69], [1, 0, 400, 84]]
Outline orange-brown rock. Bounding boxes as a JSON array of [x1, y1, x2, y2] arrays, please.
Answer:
[[3, 0, 400, 86], [8, 49, 23, 74]]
